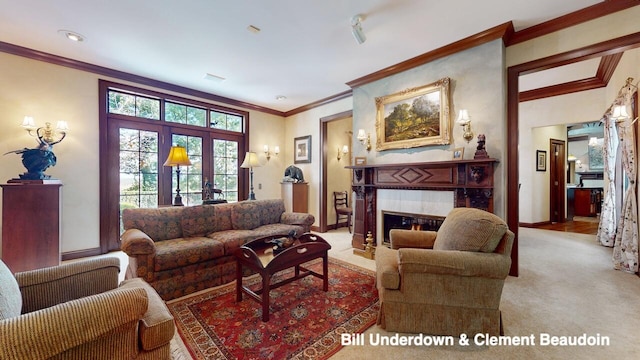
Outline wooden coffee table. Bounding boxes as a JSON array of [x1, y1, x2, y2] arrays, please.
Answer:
[[234, 233, 331, 321]]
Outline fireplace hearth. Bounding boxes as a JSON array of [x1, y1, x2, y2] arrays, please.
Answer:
[[382, 211, 445, 247]]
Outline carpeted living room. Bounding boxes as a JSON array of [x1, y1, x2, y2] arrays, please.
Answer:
[[136, 226, 640, 359], [2, 2, 640, 360]]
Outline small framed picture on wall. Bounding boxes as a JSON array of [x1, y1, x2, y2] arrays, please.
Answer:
[[294, 135, 312, 164], [536, 150, 547, 171]]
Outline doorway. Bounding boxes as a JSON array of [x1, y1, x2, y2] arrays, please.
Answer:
[[549, 139, 566, 223], [507, 32, 640, 276], [319, 111, 353, 233]]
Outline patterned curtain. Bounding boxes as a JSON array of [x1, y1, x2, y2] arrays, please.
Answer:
[[597, 115, 617, 247], [612, 105, 638, 273]]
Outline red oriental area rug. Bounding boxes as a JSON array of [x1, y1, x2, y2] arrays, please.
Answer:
[[167, 258, 379, 359]]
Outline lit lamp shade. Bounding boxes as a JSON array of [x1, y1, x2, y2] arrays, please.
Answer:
[[240, 152, 261, 168], [163, 146, 192, 167], [611, 105, 629, 120]]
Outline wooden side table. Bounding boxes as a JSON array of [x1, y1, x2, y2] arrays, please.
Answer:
[[1, 179, 62, 272], [234, 233, 331, 321]]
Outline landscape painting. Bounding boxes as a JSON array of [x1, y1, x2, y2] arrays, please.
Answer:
[[375, 77, 451, 151]]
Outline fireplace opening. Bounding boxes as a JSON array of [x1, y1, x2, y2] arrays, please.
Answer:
[[382, 211, 446, 247]]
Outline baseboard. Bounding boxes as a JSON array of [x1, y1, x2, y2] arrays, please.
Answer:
[[519, 221, 551, 228], [61, 247, 102, 261]]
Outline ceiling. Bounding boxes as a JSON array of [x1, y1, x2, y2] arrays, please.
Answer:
[[0, 0, 605, 113]]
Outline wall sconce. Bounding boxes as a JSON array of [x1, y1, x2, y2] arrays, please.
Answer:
[[7, 116, 70, 180], [21, 116, 69, 145], [337, 145, 349, 161], [264, 145, 279, 161], [356, 129, 371, 151], [611, 104, 630, 122], [588, 137, 598, 146], [575, 159, 583, 169], [456, 109, 474, 143]]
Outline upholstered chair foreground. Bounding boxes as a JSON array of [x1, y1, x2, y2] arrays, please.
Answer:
[[0, 258, 175, 360], [375, 207, 514, 337]]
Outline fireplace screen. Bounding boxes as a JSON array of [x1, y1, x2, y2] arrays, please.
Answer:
[[382, 211, 446, 247]]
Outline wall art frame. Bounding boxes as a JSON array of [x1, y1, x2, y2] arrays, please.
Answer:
[[294, 135, 311, 164], [375, 77, 451, 151], [536, 150, 547, 172]]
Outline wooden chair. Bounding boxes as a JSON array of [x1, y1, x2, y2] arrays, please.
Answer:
[[333, 191, 353, 233]]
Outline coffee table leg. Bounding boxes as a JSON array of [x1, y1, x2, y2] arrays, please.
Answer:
[[323, 254, 329, 291], [236, 261, 243, 302], [262, 274, 270, 321]]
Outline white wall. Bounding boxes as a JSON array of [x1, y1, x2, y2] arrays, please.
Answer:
[[0, 51, 286, 254]]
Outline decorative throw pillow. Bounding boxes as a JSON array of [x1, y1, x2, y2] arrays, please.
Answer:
[[433, 208, 507, 253], [181, 205, 217, 238], [0, 260, 22, 320]]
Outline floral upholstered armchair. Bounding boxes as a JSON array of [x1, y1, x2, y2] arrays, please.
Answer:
[[375, 207, 514, 336], [0, 257, 175, 360]]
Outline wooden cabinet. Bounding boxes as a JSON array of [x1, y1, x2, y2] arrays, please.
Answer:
[[573, 188, 602, 217], [1, 180, 62, 272], [281, 182, 308, 213]]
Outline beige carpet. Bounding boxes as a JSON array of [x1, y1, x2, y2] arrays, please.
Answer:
[[171, 227, 640, 359]]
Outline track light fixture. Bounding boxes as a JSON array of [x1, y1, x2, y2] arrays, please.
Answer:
[[351, 14, 366, 45]]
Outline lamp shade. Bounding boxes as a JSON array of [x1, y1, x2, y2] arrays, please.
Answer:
[[163, 146, 192, 167], [611, 104, 629, 120], [240, 152, 261, 168], [456, 109, 470, 124]]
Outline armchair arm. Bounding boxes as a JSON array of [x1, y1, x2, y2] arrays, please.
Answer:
[[0, 287, 148, 360], [121, 228, 157, 255], [398, 248, 511, 279], [119, 278, 175, 351], [389, 229, 437, 249], [15, 257, 120, 314], [280, 212, 315, 232]]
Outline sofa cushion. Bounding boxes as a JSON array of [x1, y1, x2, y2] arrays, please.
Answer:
[[252, 224, 306, 239], [181, 204, 217, 237], [122, 207, 184, 241], [433, 208, 507, 253], [211, 203, 233, 232], [0, 260, 22, 320], [258, 199, 286, 225], [207, 230, 257, 255], [231, 201, 262, 230], [154, 237, 225, 272]]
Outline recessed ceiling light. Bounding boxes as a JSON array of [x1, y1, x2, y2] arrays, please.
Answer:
[[58, 30, 85, 42], [275, 95, 287, 101], [247, 25, 261, 34], [203, 73, 226, 83]]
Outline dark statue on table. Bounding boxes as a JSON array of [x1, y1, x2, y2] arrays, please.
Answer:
[[474, 134, 489, 160], [5, 125, 65, 180], [283, 165, 304, 183]]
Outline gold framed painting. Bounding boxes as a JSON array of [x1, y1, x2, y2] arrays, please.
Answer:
[[375, 77, 451, 151]]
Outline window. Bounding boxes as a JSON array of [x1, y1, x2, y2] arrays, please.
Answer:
[[108, 90, 160, 120], [211, 110, 243, 132], [171, 134, 203, 206], [100, 80, 248, 252], [165, 102, 207, 127], [213, 139, 239, 202]]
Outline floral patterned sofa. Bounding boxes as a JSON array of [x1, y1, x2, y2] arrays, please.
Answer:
[[121, 199, 314, 300]]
